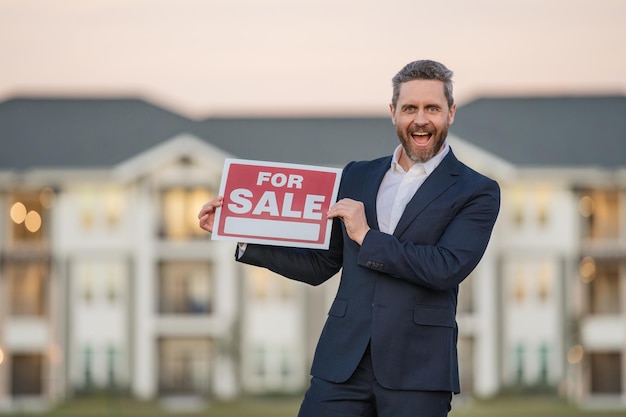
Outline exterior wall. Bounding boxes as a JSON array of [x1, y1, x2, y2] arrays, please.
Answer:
[[0, 139, 241, 410], [495, 182, 579, 393], [0, 187, 61, 410], [572, 187, 626, 406], [1, 131, 625, 411], [53, 184, 132, 394], [240, 265, 308, 394], [467, 246, 499, 397]]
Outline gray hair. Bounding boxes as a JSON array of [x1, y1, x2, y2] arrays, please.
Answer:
[[391, 60, 454, 109]]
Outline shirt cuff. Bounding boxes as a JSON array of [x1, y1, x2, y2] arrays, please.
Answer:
[[236, 242, 247, 259]]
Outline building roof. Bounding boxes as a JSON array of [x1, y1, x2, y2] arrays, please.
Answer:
[[195, 117, 392, 168], [0, 97, 392, 170], [450, 95, 626, 169], [1, 94, 625, 172], [0, 98, 192, 170]]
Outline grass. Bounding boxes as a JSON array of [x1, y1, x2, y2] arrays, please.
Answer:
[[4, 394, 626, 417], [450, 396, 626, 417]]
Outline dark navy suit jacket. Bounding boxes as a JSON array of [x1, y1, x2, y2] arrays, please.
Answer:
[[238, 149, 500, 393]]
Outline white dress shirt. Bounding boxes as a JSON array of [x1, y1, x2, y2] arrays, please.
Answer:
[[376, 143, 449, 234]]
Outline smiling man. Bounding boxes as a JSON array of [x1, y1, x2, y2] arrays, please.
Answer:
[[199, 59, 500, 417], [391, 70, 456, 166]]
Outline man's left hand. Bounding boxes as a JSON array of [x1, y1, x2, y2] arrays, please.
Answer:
[[327, 198, 370, 245]]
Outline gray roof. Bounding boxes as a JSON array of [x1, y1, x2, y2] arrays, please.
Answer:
[[450, 95, 626, 169], [197, 117, 392, 167], [0, 98, 192, 170], [1, 94, 625, 172], [0, 97, 392, 170]]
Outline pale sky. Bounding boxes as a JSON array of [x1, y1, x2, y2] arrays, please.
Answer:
[[1, 0, 625, 117]]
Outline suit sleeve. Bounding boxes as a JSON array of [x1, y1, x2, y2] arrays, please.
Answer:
[[357, 178, 500, 290], [236, 215, 344, 286]]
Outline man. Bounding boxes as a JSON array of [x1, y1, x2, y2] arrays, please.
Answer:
[[198, 59, 500, 417]]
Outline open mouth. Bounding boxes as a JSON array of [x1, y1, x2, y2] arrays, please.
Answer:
[[410, 131, 432, 147]]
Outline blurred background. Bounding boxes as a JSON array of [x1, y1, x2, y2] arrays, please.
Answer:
[[1, 0, 626, 414]]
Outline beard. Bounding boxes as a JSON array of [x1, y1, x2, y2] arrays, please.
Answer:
[[396, 123, 449, 164]]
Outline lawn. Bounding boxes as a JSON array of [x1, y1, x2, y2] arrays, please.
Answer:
[[450, 396, 626, 417], [5, 395, 626, 417]]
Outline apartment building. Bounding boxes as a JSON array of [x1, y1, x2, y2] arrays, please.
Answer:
[[451, 96, 626, 405], [0, 94, 624, 410]]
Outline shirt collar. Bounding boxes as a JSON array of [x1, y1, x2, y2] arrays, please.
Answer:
[[390, 142, 450, 175]]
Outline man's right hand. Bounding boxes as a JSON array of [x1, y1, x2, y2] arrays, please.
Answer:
[[197, 196, 223, 233]]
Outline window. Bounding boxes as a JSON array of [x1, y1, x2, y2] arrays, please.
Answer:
[[158, 338, 211, 395], [8, 190, 52, 245], [514, 343, 525, 385], [83, 345, 93, 390], [107, 346, 118, 389], [280, 347, 294, 378], [534, 186, 551, 228], [160, 188, 213, 240], [538, 343, 549, 385], [249, 267, 297, 303], [510, 186, 525, 228], [537, 261, 553, 303], [254, 345, 266, 377], [509, 185, 553, 230], [158, 261, 213, 315], [513, 265, 526, 304], [6, 260, 49, 317], [106, 265, 122, 303], [248, 344, 299, 390], [11, 354, 43, 396], [81, 266, 94, 303], [73, 259, 126, 305], [586, 260, 620, 314], [507, 259, 555, 305], [590, 352, 621, 394], [579, 190, 620, 240]]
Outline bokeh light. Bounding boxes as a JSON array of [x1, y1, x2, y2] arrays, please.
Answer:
[[40, 187, 56, 209], [25, 210, 42, 233], [10, 201, 27, 224], [579, 257, 596, 283], [567, 344, 584, 365], [578, 195, 595, 217]]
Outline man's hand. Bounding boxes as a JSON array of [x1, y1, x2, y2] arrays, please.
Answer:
[[198, 196, 223, 233], [327, 198, 370, 245]]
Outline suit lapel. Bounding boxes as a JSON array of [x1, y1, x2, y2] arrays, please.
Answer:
[[393, 151, 461, 238], [362, 157, 391, 231]]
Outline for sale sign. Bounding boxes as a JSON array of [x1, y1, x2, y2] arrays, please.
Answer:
[[212, 159, 343, 249]]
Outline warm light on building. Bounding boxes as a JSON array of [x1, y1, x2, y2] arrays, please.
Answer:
[[567, 345, 584, 365], [578, 195, 595, 217], [24, 210, 42, 233], [104, 187, 123, 228], [10, 201, 27, 224], [579, 257, 596, 283], [10, 197, 45, 233]]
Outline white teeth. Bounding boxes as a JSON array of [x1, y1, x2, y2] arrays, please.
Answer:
[[413, 132, 429, 136]]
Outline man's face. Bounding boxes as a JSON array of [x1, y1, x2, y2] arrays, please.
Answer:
[[390, 79, 456, 167]]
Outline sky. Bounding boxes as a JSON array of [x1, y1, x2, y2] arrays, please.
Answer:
[[1, 0, 625, 118]]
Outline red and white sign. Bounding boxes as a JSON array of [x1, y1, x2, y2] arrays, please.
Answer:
[[212, 159, 342, 249]]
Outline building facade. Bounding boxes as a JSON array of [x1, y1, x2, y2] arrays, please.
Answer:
[[0, 95, 625, 410]]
